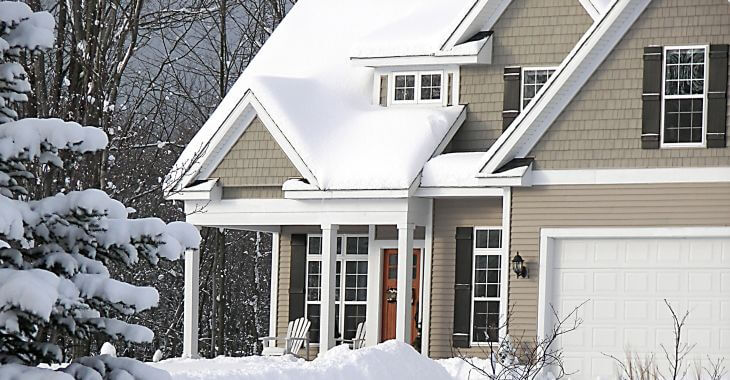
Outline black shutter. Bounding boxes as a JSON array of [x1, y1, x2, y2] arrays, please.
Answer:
[[642, 46, 663, 149], [452, 227, 473, 348], [502, 67, 522, 131], [707, 44, 728, 148], [289, 234, 307, 320]]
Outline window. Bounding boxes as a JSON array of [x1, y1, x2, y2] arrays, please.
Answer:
[[305, 235, 369, 343], [392, 71, 444, 104], [394, 74, 416, 102], [420, 73, 442, 101], [662, 46, 707, 146], [521, 68, 556, 110], [471, 227, 504, 344]]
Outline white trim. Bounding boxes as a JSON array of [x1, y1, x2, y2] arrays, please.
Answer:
[[532, 167, 730, 185], [182, 248, 200, 358], [476, 0, 651, 176], [285, 189, 411, 199], [268, 230, 281, 346], [390, 70, 446, 105], [537, 227, 730, 340], [421, 200, 434, 356], [469, 226, 507, 346], [441, 0, 511, 50], [660, 45, 709, 148], [395, 224, 415, 343], [414, 187, 504, 198], [365, 225, 381, 347], [349, 45, 492, 68], [577, 0, 602, 21], [166, 91, 320, 194], [499, 187, 511, 342]]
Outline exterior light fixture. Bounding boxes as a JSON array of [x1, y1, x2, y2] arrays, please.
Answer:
[[512, 252, 528, 279]]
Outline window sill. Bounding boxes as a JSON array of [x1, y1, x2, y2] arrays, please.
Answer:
[[659, 142, 706, 149]]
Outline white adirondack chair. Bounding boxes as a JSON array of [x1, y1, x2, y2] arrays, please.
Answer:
[[260, 317, 311, 359], [341, 322, 366, 349]]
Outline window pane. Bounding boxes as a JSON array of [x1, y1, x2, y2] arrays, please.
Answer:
[[344, 305, 367, 340], [308, 237, 321, 255], [337, 237, 342, 255], [663, 98, 703, 144], [522, 69, 555, 110], [307, 261, 321, 301], [420, 74, 442, 101], [473, 301, 500, 343], [394, 75, 416, 101], [357, 237, 368, 255], [335, 261, 341, 302], [488, 230, 502, 248], [346, 237, 357, 254], [475, 230, 488, 248], [307, 304, 321, 343], [345, 260, 368, 301]]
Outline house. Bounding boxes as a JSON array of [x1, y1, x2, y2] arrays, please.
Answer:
[[166, 0, 730, 378]]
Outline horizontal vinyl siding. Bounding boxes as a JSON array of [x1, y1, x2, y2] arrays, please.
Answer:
[[530, 0, 730, 169], [509, 183, 730, 339], [429, 198, 503, 359]]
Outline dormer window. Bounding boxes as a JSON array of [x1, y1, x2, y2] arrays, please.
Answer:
[[391, 71, 444, 105]]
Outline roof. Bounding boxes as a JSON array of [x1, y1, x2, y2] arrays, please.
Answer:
[[168, 0, 483, 192]]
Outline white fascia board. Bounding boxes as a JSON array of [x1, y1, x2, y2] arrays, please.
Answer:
[[184, 198, 414, 226], [284, 189, 411, 199], [166, 91, 320, 195], [441, 0, 512, 50], [475, 0, 650, 177], [167, 178, 222, 201], [350, 50, 490, 68], [413, 187, 504, 198], [578, 0, 603, 21], [532, 167, 730, 185]]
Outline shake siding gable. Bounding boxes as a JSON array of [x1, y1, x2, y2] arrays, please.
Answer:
[[529, 0, 730, 169], [449, 0, 592, 152], [509, 183, 730, 338], [429, 198, 502, 359], [210, 117, 302, 198]]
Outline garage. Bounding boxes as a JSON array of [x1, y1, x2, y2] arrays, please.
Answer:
[[539, 228, 730, 380]]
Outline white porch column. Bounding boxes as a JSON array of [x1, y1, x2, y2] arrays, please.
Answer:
[[320, 224, 339, 351], [268, 230, 280, 347], [183, 248, 200, 358], [395, 223, 415, 343], [365, 225, 381, 346]]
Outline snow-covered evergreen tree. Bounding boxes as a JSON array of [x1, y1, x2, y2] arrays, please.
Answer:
[[0, 2, 199, 379]]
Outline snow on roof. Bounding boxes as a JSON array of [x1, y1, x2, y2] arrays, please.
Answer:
[[421, 152, 485, 187], [348, 1, 478, 58], [174, 0, 470, 191]]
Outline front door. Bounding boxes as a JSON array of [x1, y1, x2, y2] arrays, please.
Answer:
[[381, 248, 421, 344]]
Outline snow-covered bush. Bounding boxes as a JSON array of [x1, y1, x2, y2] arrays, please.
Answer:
[[0, 2, 199, 379]]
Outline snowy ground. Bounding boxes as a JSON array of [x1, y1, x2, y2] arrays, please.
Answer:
[[150, 341, 490, 380]]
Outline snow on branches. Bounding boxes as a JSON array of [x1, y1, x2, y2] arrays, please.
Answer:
[[0, 1, 200, 378]]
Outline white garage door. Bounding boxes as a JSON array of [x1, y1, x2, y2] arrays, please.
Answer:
[[547, 235, 730, 380]]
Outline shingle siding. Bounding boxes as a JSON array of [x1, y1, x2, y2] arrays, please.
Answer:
[[509, 183, 730, 339], [428, 198, 503, 359], [449, 0, 592, 152], [210, 117, 301, 198], [529, 0, 730, 169]]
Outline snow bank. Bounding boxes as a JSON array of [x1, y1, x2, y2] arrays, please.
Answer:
[[153, 341, 453, 380], [0, 364, 73, 380]]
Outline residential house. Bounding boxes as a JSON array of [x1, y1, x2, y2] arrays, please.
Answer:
[[166, 0, 730, 378]]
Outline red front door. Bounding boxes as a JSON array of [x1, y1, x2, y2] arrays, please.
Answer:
[[381, 249, 421, 344]]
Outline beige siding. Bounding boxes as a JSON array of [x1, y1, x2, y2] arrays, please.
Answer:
[[530, 0, 730, 169], [509, 183, 730, 339], [429, 198, 503, 359], [449, 0, 592, 152], [211, 117, 302, 199]]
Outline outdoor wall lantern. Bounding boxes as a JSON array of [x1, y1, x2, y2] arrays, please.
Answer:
[[512, 252, 528, 279]]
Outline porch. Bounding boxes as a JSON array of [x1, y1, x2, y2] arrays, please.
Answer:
[[181, 197, 436, 357]]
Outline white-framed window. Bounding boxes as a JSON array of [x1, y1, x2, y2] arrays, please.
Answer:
[[392, 71, 444, 105], [521, 67, 556, 110], [305, 234, 368, 344], [661, 45, 708, 147], [471, 227, 504, 345]]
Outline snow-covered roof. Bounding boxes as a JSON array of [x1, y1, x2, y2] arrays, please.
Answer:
[[170, 0, 478, 191]]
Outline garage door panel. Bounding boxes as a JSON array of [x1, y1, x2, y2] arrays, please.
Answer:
[[549, 236, 730, 380]]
